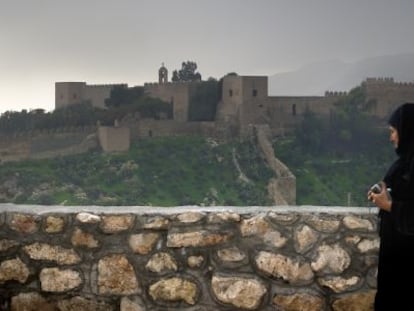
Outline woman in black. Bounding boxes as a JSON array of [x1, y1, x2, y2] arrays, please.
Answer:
[[368, 103, 414, 310]]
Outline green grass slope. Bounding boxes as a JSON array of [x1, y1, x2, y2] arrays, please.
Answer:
[[0, 136, 273, 206], [0, 134, 396, 207]]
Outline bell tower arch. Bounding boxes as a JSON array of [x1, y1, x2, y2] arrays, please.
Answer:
[[158, 63, 168, 84]]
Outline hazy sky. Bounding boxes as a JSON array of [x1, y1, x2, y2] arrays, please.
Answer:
[[1, 0, 414, 114]]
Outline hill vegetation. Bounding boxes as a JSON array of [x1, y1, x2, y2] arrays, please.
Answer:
[[0, 136, 274, 206], [274, 86, 396, 206], [0, 127, 395, 207], [0, 79, 398, 207], [274, 135, 395, 206]]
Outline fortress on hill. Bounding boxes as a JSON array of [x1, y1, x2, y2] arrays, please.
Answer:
[[51, 66, 414, 206], [55, 65, 414, 139], [2, 66, 414, 204], [2, 66, 414, 164]]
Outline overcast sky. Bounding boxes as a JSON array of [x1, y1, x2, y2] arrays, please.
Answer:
[[1, 0, 414, 114]]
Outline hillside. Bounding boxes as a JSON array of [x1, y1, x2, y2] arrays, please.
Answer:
[[273, 136, 396, 207], [0, 131, 397, 207], [0, 136, 274, 206]]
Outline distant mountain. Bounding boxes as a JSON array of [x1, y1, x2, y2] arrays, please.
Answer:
[[269, 53, 414, 96]]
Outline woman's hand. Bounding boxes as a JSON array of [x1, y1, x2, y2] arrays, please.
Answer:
[[367, 181, 392, 212]]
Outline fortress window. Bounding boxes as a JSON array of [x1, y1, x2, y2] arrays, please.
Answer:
[[229, 89, 233, 97], [252, 89, 258, 97], [292, 104, 296, 116]]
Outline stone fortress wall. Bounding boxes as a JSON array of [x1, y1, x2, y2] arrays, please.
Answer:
[[0, 126, 98, 163], [52, 65, 414, 146], [55, 82, 128, 110], [144, 82, 194, 122], [54, 68, 414, 139], [362, 78, 414, 118], [0, 204, 378, 310]]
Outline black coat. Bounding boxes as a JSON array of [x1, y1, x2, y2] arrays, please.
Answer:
[[376, 103, 414, 310]]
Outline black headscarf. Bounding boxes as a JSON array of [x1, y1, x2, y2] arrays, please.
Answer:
[[385, 103, 414, 183], [388, 103, 414, 158]]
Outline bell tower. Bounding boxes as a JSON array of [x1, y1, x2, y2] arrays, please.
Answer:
[[158, 63, 168, 84]]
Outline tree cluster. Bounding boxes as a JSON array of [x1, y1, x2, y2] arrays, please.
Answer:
[[171, 61, 202, 82]]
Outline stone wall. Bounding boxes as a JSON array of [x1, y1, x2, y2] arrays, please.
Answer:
[[0, 136, 31, 162], [265, 96, 339, 136], [362, 77, 414, 119], [255, 124, 296, 205], [55, 82, 128, 109], [54, 76, 414, 140], [0, 127, 98, 163], [98, 126, 130, 153], [127, 120, 219, 141], [0, 204, 378, 310], [144, 82, 193, 122]]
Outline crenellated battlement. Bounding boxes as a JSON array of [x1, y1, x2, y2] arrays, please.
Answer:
[[324, 91, 348, 97], [361, 77, 414, 87], [363, 77, 413, 87], [364, 77, 395, 84], [87, 83, 128, 88], [144, 81, 197, 86]]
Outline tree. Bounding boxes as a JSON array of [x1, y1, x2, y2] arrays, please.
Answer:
[[105, 86, 144, 108], [171, 61, 202, 82], [295, 108, 326, 154]]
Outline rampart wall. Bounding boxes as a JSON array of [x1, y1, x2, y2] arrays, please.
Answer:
[[126, 119, 219, 141], [83, 84, 120, 109], [0, 119, 237, 163], [55, 82, 127, 110], [54, 76, 414, 141], [255, 125, 296, 205], [0, 204, 378, 310], [362, 77, 414, 118], [0, 126, 98, 162], [98, 126, 130, 153], [144, 82, 194, 122], [265, 96, 339, 136]]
